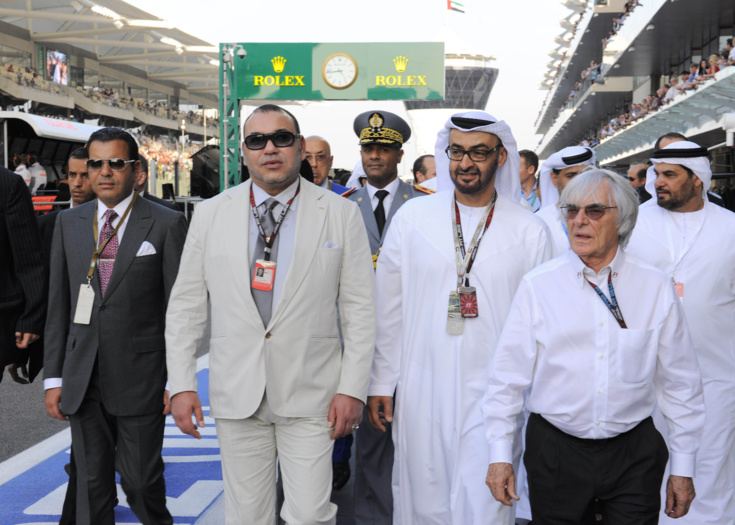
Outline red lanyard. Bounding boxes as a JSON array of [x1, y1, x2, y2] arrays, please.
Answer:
[[452, 191, 497, 287], [249, 182, 300, 261]]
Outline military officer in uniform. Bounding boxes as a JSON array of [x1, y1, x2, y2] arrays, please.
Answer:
[[349, 110, 432, 524]]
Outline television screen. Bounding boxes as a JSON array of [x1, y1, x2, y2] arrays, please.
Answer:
[[46, 50, 68, 85]]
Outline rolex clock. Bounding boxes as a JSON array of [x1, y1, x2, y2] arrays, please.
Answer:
[[322, 52, 358, 90]]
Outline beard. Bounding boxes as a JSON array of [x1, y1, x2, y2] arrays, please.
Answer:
[[450, 156, 499, 196], [656, 175, 699, 211]]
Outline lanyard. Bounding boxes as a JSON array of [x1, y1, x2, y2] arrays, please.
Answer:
[[249, 182, 300, 261], [87, 192, 138, 283], [663, 206, 706, 281], [452, 191, 497, 287], [586, 272, 627, 329]]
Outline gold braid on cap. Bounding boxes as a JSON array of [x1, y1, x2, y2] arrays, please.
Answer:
[[359, 127, 403, 144]]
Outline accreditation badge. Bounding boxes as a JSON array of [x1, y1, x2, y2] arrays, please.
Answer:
[[446, 291, 464, 335], [252, 260, 277, 291], [73, 284, 95, 325], [458, 286, 478, 318], [674, 282, 684, 303]]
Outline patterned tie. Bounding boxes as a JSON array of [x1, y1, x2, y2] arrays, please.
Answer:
[[374, 190, 389, 237], [251, 198, 279, 326], [99, 209, 118, 296]]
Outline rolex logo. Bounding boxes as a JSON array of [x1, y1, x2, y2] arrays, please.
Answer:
[[393, 56, 408, 73], [271, 56, 286, 73]]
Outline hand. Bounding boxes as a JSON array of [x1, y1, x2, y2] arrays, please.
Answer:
[[327, 393, 363, 440], [486, 462, 519, 506], [665, 475, 695, 518], [7, 363, 29, 384], [162, 389, 171, 416], [45, 387, 68, 421], [367, 395, 393, 432], [171, 391, 205, 439], [15, 332, 39, 349]]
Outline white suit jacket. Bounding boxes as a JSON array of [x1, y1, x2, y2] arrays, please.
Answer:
[[165, 179, 376, 419]]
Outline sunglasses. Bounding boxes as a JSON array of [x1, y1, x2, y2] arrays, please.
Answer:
[[560, 203, 617, 220], [627, 177, 636, 182], [86, 158, 136, 172], [244, 131, 300, 150]]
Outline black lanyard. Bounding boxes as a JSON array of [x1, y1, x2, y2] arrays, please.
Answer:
[[249, 182, 300, 261], [586, 272, 627, 329], [452, 192, 496, 287]]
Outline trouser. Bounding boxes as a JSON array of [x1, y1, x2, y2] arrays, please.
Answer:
[[215, 394, 337, 525], [59, 446, 77, 525], [354, 402, 393, 524], [525, 413, 668, 525], [332, 434, 354, 462], [69, 376, 171, 525]]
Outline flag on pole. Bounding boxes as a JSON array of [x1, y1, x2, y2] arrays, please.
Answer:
[[447, 0, 465, 13]]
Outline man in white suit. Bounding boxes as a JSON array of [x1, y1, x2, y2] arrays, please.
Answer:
[[166, 104, 376, 525]]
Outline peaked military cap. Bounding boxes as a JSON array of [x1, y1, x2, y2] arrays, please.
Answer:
[[354, 110, 411, 146]]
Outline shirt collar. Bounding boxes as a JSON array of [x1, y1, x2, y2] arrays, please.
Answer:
[[366, 176, 400, 201], [97, 190, 135, 221], [569, 246, 625, 288], [252, 177, 300, 211], [319, 178, 329, 189]]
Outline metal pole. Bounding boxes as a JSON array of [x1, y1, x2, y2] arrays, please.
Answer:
[[203, 111, 207, 145], [3, 120, 8, 169], [174, 160, 179, 196]]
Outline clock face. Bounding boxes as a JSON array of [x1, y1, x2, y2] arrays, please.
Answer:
[[322, 53, 358, 90]]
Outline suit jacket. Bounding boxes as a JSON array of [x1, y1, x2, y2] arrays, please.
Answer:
[[347, 180, 429, 257], [166, 178, 376, 419], [143, 191, 177, 211], [0, 168, 45, 368], [43, 196, 188, 416]]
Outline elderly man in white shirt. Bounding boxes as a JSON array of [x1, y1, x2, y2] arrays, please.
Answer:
[[483, 168, 705, 524]]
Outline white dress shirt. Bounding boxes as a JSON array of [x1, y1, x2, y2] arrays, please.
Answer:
[[365, 176, 401, 213], [535, 204, 569, 258], [483, 249, 705, 477], [44, 190, 137, 391], [248, 179, 299, 313]]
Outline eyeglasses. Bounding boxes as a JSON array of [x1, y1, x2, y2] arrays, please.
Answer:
[[305, 153, 329, 163], [86, 158, 136, 172], [244, 131, 300, 150], [445, 144, 502, 162], [627, 177, 636, 182], [560, 203, 617, 220]]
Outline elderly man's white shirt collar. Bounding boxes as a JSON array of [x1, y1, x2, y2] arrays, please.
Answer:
[[252, 177, 300, 212], [569, 246, 624, 289]]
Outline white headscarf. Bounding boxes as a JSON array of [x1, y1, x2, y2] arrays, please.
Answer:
[[538, 146, 596, 209], [345, 160, 366, 189], [646, 141, 712, 200], [434, 111, 521, 202]]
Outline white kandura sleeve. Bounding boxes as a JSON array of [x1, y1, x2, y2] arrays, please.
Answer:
[[368, 210, 405, 397], [482, 278, 538, 465]]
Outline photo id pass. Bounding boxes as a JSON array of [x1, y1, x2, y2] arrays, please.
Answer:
[[252, 259, 277, 291]]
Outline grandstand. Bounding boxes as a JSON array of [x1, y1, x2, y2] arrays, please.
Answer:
[[535, 0, 735, 182], [0, 0, 219, 193]]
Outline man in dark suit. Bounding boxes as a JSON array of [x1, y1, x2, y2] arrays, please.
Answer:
[[136, 156, 177, 210], [348, 110, 431, 524], [0, 166, 45, 382], [44, 128, 187, 525]]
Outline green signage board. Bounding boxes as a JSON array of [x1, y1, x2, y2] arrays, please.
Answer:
[[229, 42, 445, 101]]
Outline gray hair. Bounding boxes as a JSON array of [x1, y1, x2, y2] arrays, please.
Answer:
[[559, 168, 639, 248]]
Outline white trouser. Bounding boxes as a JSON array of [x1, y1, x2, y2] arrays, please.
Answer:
[[215, 395, 337, 525]]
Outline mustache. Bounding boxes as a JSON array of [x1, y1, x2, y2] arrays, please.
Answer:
[[455, 167, 480, 176]]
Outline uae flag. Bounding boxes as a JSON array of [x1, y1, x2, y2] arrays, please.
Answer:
[[447, 0, 465, 13]]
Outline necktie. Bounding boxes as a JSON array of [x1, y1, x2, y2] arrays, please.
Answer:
[[99, 209, 118, 296], [251, 198, 279, 326], [374, 190, 389, 237]]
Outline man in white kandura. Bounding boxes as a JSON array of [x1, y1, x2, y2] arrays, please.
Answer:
[[484, 169, 705, 524], [367, 111, 552, 524], [536, 146, 596, 257], [627, 141, 735, 524]]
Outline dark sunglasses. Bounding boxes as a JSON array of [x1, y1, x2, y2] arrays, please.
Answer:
[[244, 131, 300, 150], [86, 158, 136, 172], [560, 203, 617, 220]]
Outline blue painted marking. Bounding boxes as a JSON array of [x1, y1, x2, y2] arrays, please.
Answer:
[[0, 367, 221, 524]]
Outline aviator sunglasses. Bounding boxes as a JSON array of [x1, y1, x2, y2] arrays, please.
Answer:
[[86, 158, 137, 172], [560, 203, 617, 220], [244, 131, 300, 150]]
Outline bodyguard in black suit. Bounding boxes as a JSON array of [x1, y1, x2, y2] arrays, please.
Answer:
[[137, 155, 177, 210], [0, 166, 44, 381], [44, 128, 187, 525]]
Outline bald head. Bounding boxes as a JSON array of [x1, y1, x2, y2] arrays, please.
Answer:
[[305, 136, 334, 187], [627, 163, 647, 188]]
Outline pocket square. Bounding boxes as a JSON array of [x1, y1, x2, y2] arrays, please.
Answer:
[[323, 241, 341, 249], [136, 241, 157, 257]]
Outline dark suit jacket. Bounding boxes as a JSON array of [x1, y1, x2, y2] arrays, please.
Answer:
[[0, 167, 45, 368], [44, 195, 188, 416], [143, 191, 177, 211]]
